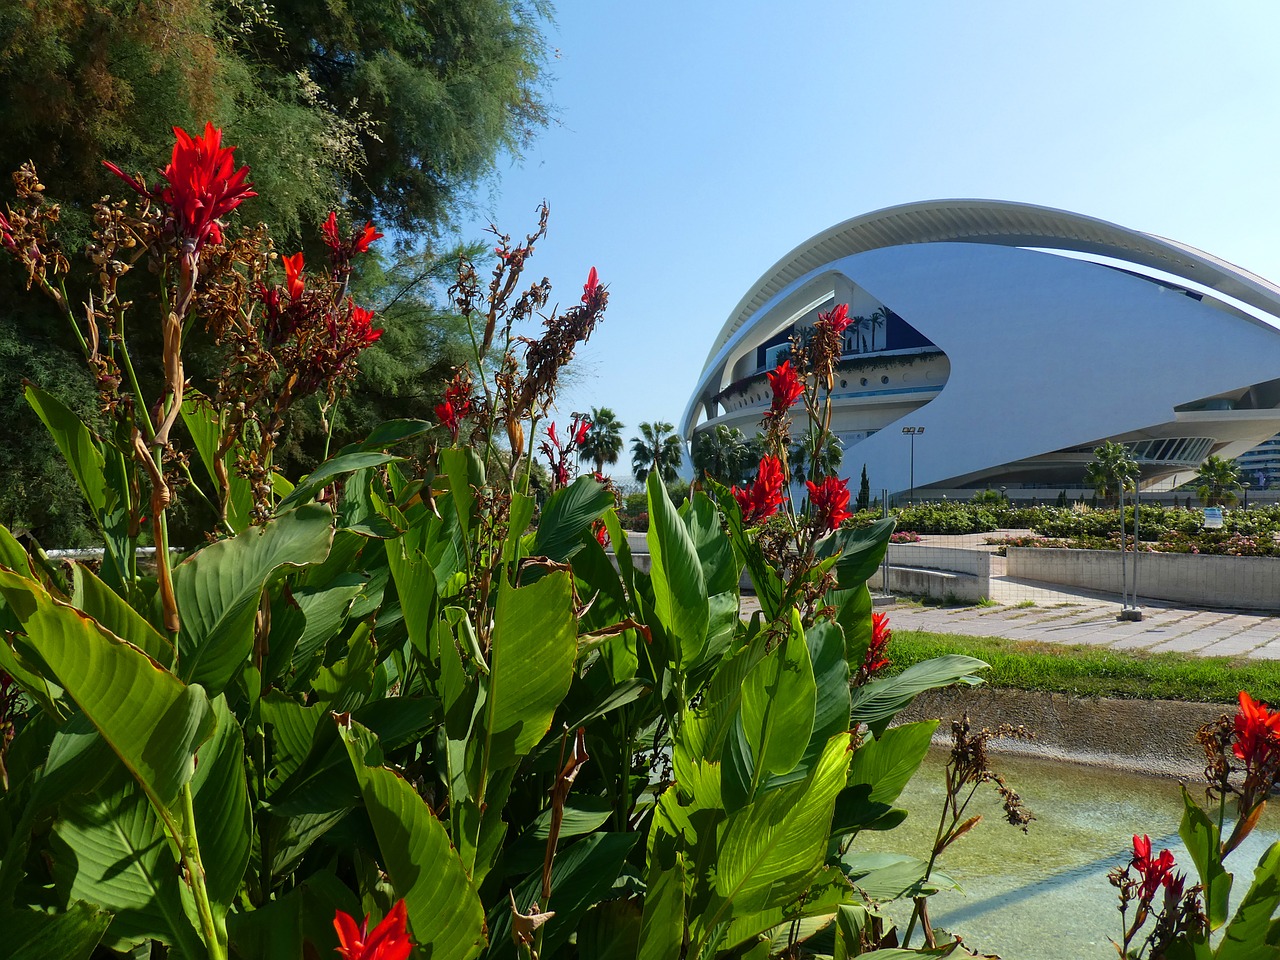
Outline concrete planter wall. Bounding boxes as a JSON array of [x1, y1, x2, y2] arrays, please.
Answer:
[[1006, 547, 1280, 612], [867, 544, 990, 603]]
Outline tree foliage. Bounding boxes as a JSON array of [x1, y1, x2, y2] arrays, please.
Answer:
[[0, 0, 552, 544], [1084, 440, 1140, 506], [692, 423, 760, 487], [1195, 454, 1241, 507], [631, 420, 683, 485], [0, 0, 551, 240], [578, 405, 625, 473]]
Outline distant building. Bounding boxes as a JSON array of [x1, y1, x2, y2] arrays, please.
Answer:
[[1236, 434, 1280, 489], [682, 200, 1280, 496]]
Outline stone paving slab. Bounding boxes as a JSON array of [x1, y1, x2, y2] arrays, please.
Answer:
[[881, 593, 1280, 658], [729, 528, 1280, 658]]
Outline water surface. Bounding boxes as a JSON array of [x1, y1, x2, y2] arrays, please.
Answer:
[[855, 749, 1280, 959]]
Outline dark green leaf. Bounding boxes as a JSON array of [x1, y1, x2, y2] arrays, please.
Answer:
[[5, 901, 112, 960], [535, 475, 615, 562]]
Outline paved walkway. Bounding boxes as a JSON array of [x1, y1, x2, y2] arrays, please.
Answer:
[[881, 596, 1280, 659], [631, 530, 1280, 658], [879, 530, 1280, 658]]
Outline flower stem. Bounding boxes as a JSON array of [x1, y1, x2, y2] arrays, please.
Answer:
[[181, 781, 227, 960]]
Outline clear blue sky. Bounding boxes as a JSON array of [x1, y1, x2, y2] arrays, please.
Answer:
[[452, 1, 1280, 478]]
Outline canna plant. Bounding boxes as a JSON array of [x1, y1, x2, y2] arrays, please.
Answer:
[[1106, 691, 1280, 959], [0, 126, 989, 960]]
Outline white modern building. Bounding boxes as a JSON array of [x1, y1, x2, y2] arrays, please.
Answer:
[[681, 200, 1280, 497], [1236, 433, 1280, 489]]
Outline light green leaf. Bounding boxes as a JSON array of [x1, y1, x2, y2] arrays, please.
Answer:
[[1180, 786, 1233, 931], [741, 609, 816, 788], [638, 850, 685, 960], [482, 572, 577, 772], [439, 446, 484, 542], [1216, 839, 1280, 959], [386, 537, 438, 665], [25, 384, 107, 513], [70, 563, 173, 667], [0, 523, 35, 578], [692, 734, 851, 952], [181, 393, 253, 533], [0, 568, 214, 812], [681, 491, 740, 596], [340, 720, 486, 960], [852, 721, 939, 805], [173, 503, 334, 695], [840, 851, 960, 901], [646, 471, 708, 666], [851, 655, 987, 737]]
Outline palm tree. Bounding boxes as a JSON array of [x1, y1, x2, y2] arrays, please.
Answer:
[[866, 307, 889, 352], [790, 434, 844, 483], [1083, 441, 1139, 506], [1195, 454, 1241, 507], [578, 406, 625, 474], [631, 421, 683, 485], [692, 424, 760, 486]]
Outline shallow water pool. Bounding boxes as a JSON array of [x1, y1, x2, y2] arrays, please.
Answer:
[[854, 748, 1280, 959]]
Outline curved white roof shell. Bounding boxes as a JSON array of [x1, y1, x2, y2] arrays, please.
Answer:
[[684, 199, 1280, 494]]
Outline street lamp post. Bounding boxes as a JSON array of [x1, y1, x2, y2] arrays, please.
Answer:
[[1243, 481, 1252, 511], [901, 426, 924, 504]]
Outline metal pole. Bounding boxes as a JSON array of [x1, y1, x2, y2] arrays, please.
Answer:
[[1118, 481, 1127, 608], [909, 433, 915, 505], [1132, 485, 1140, 608], [880, 488, 891, 596]]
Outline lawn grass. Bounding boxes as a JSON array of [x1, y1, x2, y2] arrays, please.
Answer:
[[888, 629, 1280, 704]]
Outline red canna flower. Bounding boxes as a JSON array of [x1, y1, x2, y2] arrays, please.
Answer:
[[434, 375, 473, 442], [105, 122, 256, 251], [732, 455, 785, 525], [766, 360, 804, 414], [1131, 834, 1178, 903], [582, 266, 600, 304], [806, 475, 852, 534], [282, 252, 305, 300], [322, 211, 342, 254], [816, 302, 852, 334], [861, 612, 892, 679], [1233, 690, 1280, 771], [573, 416, 591, 446], [346, 302, 383, 346], [333, 899, 412, 960], [0, 210, 14, 252], [354, 220, 384, 253]]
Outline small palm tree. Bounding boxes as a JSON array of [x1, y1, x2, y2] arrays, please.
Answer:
[[631, 421, 683, 485], [865, 307, 888, 352], [790, 434, 843, 483], [1084, 441, 1139, 506], [578, 406, 624, 474], [692, 424, 760, 487], [1195, 454, 1241, 507]]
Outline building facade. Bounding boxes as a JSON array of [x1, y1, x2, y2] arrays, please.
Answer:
[[682, 200, 1280, 497]]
